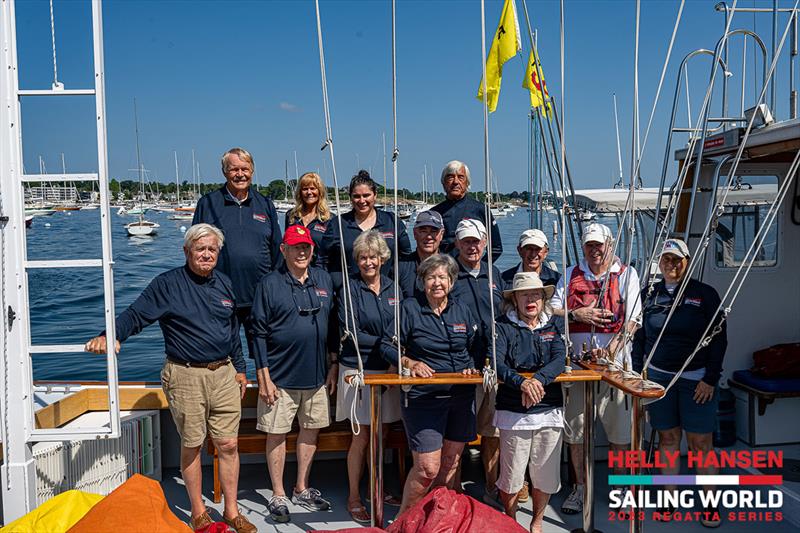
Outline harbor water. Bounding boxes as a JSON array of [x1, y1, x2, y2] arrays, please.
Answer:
[[27, 207, 566, 381]]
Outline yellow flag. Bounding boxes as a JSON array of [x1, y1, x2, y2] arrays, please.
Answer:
[[477, 0, 522, 113], [523, 47, 551, 115]]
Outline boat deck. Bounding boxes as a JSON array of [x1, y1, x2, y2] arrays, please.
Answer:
[[160, 442, 800, 532]]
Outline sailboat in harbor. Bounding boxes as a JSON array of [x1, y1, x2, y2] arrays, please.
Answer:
[[125, 99, 159, 237]]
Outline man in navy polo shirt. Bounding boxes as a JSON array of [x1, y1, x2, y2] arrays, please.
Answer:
[[398, 210, 445, 298], [193, 147, 281, 359], [501, 229, 561, 287], [431, 160, 502, 261], [84, 223, 255, 533], [250, 225, 338, 524]]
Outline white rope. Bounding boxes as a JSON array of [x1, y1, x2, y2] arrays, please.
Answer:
[[642, 0, 796, 373], [49, 0, 63, 90], [479, 0, 498, 391], [313, 0, 364, 434], [651, 146, 800, 400]]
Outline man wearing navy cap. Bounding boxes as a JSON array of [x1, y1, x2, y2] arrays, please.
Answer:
[[250, 224, 338, 524], [193, 147, 281, 360], [398, 210, 445, 298]]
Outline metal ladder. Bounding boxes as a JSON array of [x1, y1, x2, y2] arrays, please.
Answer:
[[0, 0, 120, 521]]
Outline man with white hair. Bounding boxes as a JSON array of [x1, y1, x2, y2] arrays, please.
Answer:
[[84, 223, 254, 533], [431, 160, 503, 261], [550, 222, 641, 515], [501, 228, 561, 287]]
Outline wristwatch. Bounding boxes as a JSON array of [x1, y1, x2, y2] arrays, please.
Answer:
[[568, 309, 576, 322]]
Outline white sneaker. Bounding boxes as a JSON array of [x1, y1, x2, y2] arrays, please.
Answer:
[[561, 485, 584, 514]]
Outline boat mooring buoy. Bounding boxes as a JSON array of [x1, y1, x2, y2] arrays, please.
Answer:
[[44, 223, 51, 228], [180, 226, 187, 232]]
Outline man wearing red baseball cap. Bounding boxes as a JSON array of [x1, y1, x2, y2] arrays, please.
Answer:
[[250, 224, 339, 523]]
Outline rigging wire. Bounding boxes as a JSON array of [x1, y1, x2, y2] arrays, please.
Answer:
[[49, 0, 63, 90], [390, 0, 402, 382]]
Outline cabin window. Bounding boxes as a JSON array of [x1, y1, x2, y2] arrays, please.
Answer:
[[713, 176, 779, 268]]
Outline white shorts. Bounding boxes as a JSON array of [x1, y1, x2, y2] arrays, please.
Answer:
[[475, 384, 499, 438], [496, 426, 562, 495], [335, 365, 401, 425], [563, 382, 631, 445]]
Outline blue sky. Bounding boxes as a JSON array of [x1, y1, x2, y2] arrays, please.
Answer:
[[13, 0, 792, 194]]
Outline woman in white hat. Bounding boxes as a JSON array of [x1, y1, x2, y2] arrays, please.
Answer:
[[494, 271, 566, 533]]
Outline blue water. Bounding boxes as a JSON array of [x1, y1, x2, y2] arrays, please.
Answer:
[[27, 208, 560, 381]]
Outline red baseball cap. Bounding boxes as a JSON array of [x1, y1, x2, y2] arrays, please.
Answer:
[[283, 224, 314, 246]]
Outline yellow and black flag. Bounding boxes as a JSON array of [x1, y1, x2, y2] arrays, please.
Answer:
[[523, 46, 552, 115], [476, 0, 522, 113]]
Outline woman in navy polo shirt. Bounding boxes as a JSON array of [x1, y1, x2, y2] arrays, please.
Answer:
[[381, 254, 480, 515], [285, 172, 331, 262], [632, 238, 727, 527], [335, 230, 402, 523], [319, 170, 411, 286]]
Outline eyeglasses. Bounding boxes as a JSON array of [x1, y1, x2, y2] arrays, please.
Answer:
[[291, 284, 322, 315]]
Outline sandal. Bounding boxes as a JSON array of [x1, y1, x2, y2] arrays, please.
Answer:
[[366, 492, 402, 507], [348, 504, 371, 525]]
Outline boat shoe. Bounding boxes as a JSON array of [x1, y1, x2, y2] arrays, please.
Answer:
[[223, 512, 257, 533]]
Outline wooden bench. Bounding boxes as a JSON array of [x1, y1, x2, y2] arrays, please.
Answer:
[[207, 419, 409, 503], [729, 375, 800, 446]]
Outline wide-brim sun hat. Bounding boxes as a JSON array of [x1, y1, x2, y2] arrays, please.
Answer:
[[502, 271, 555, 300]]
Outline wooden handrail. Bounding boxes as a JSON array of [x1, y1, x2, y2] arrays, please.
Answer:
[[362, 369, 601, 387]]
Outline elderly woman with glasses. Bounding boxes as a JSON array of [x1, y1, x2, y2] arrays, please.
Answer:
[[494, 272, 565, 533], [381, 253, 480, 515], [632, 238, 727, 527], [335, 230, 402, 523]]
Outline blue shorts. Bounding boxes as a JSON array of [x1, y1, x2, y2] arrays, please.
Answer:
[[401, 390, 476, 453], [647, 368, 718, 434]]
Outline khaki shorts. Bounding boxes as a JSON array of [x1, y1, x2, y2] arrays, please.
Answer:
[[475, 385, 500, 438], [563, 382, 631, 445], [496, 426, 563, 495], [257, 385, 330, 434], [335, 366, 401, 425], [160, 360, 241, 448]]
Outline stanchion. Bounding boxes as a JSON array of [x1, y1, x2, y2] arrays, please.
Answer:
[[572, 380, 601, 533], [630, 396, 643, 533], [369, 383, 384, 528]]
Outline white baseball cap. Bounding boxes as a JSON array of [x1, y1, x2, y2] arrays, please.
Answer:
[[455, 218, 487, 241], [518, 229, 548, 249], [582, 223, 613, 245], [660, 238, 691, 259]]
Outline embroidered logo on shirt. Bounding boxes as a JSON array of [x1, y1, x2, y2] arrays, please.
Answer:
[[316, 288, 329, 298], [313, 223, 327, 233], [539, 331, 556, 342], [220, 299, 234, 308], [684, 297, 702, 307], [252, 213, 267, 223], [381, 231, 393, 239], [453, 323, 467, 333], [388, 297, 398, 306]]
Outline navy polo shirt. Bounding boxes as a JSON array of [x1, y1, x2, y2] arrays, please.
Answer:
[[192, 185, 281, 307], [284, 212, 330, 265], [632, 278, 727, 386], [114, 265, 245, 373], [250, 266, 336, 389], [318, 209, 411, 281], [431, 196, 503, 261], [337, 274, 401, 370], [381, 295, 478, 400], [495, 315, 566, 414], [450, 260, 504, 367], [501, 262, 561, 287], [397, 251, 424, 299]]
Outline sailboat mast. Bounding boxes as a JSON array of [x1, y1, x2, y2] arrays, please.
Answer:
[[174, 151, 180, 204]]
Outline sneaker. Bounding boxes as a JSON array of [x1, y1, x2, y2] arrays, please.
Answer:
[[189, 511, 214, 532], [701, 506, 722, 528], [292, 487, 331, 511], [223, 512, 257, 533], [482, 488, 503, 510], [268, 495, 291, 523], [518, 481, 530, 503], [561, 485, 584, 514]]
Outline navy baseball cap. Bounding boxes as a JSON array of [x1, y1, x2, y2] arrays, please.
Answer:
[[414, 210, 444, 230]]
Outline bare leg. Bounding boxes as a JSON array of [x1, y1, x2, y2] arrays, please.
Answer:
[[529, 489, 551, 533], [398, 450, 441, 515], [499, 489, 519, 519], [657, 427, 682, 491], [481, 436, 500, 494], [266, 433, 287, 497], [214, 437, 241, 519], [295, 427, 320, 492], [687, 432, 717, 493], [433, 440, 466, 489], [347, 426, 369, 506], [181, 445, 205, 519], [568, 443, 584, 486], [609, 442, 629, 475]]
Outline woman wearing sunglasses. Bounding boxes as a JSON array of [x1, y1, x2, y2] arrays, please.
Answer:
[[632, 238, 728, 528]]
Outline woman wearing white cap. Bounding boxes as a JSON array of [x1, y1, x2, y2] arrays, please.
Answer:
[[494, 271, 565, 533], [632, 238, 727, 527]]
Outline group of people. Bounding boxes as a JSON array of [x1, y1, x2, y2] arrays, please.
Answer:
[[85, 148, 728, 533]]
